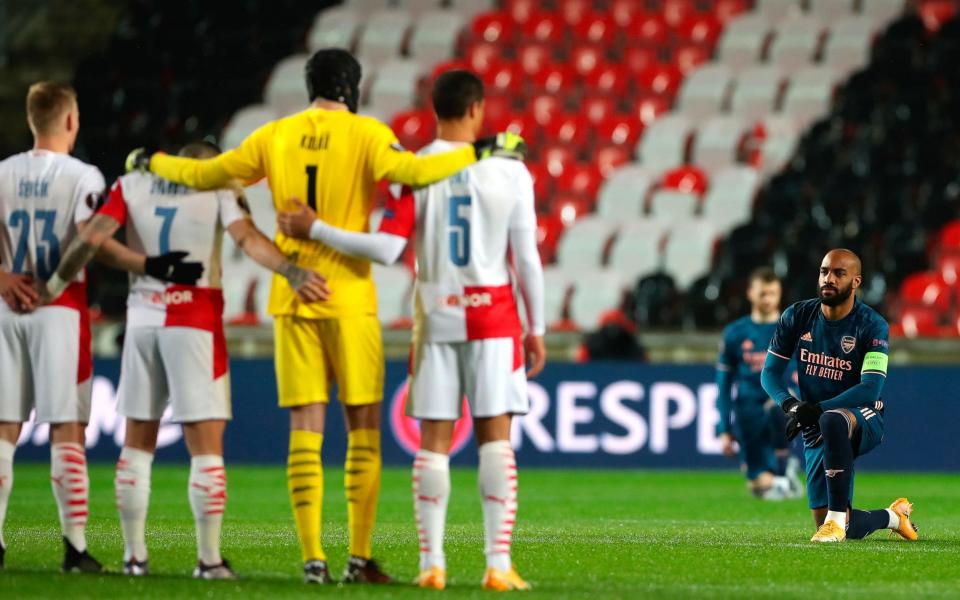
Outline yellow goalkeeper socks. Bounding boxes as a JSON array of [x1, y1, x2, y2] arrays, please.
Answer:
[[345, 428, 381, 559], [287, 430, 325, 563]]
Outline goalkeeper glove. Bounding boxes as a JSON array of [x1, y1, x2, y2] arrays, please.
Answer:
[[782, 396, 822, 428], [145, 251, 204, 285], [125, 147, 153, 173], [474, 132, 528, 161]]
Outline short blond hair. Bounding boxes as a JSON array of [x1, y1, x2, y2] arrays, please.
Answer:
[[26, 81, 77, 134]]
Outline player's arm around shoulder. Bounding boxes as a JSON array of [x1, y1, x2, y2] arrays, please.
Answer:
[[226, 216, 330, 303]]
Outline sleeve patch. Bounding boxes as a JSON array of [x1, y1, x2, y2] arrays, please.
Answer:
[[861, 352, 888, 375]]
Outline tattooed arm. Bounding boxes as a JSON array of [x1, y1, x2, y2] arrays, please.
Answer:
[[226, 218, 330, 303], [41, 213, 122, 301]]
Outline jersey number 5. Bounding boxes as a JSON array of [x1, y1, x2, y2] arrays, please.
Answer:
[[9, 209, 60, 279], [448, 195, 471, 267]]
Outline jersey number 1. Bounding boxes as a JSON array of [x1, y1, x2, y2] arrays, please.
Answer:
[[305, 165, 318, 210], [448, 195, 471, 267]]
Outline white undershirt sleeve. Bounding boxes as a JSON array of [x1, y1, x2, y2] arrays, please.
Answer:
[[309, 219, 407, 265], [508, 167, 545, 336]]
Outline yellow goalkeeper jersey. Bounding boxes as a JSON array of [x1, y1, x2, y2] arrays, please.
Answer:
[[149, 108, 476, 319]]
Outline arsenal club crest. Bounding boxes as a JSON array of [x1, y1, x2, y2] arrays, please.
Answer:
[[841, 336, 856, 354]]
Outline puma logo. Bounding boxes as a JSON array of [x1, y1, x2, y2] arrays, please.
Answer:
[[417, 494, 440, 505], [51, 475, 65, 487], [485, 495, 509, 506], [825, 469, 845, 478]]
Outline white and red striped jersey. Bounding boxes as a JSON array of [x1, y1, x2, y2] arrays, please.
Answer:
[[98, 172, 248, 329], [381, 139, 537, 343], [0, 150, 105, 313]]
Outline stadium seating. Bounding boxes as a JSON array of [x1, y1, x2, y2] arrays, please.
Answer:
[[264, 55, 311, 117]]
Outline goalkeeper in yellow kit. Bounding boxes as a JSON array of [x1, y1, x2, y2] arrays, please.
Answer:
[[125, 48, 526, 584]]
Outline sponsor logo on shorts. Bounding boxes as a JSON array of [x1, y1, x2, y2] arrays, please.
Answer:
[[148, 289, 195, 306], [841, 336, 856, 354], [442, 292, 493, 308]]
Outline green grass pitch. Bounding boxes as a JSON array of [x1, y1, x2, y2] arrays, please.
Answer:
[[2, 464, 959, 598]]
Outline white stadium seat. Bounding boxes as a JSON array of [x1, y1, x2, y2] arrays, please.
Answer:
[[306, 7, 362, 52], [636, 114, 694, 173], [807, 0, 856, 22], [823, 17, 877, 76], [860, 0, 907, 26], [648, 190, 700, 220], [676, 64, 734, 124], [729, 65, 784, 119], [264, 54, 310, 116], [396, 0, 443, 18], [542, 266, 573, 326], [753, 0, 803, 22], [372, 264, 413, 325], [701, 166, 760, 234], [757, 116, 801, 178], [596, 165, 660, 220], [356, 10, 412, 66], [780, 66, 837, 128], [768, 16, 825, 72], [663, 221, 718, 290], [555, 216, 619, 269], [221, 104, 276, 150], [568, 270, 630, 330], [409, 11, 465, 66], [691, 115, 749, 175], [607, 219, 671, 283], [446, 0, 497, 18], [366, 59, 426, 120], [717, 14, 773, 72]]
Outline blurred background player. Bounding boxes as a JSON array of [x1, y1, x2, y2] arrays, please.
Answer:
[[761, 249, 918, 543], [123, 47, 525, 584], [49, 140, 328, 578], [0, 82, 200, 573], [278, 69, 544, 592], [716, 267, 802, 500]]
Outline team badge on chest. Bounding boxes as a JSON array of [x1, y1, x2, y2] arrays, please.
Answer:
[[841, 336, 856, 354]]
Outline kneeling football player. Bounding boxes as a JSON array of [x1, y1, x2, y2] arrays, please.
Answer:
[[49, 140, 328, 578], [278, 70, 543, 590], [761, 249, 917, 542]]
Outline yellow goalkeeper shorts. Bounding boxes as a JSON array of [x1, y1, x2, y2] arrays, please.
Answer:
[[274, 315, 384, 407]]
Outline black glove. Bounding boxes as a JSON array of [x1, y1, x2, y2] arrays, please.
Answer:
[[144, 251, 204, 285], [474, 132, 528, 161], [785, 416, 802, 441], [125, 147, 153, 173], [783, 396, 822, 428]]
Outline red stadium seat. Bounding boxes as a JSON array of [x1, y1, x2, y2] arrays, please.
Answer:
[[637, 64, 684, 99], [482, 94, 514, 128], [920, 0, 957, 32], [575, 14, 619, 46], [937, 253, 960, 286], [661, 165, 708, 196], [522, 12, 567, 45], [571, 45, 607, 79], [504, 0, 537, 25], [582, 95, 617, 125], [536, 213, 565, 263], [628, 14, 670, 46], [482, 63, 522, 94], [610, 0, 644, 28], [632, 95, 671, 126], [937, 220, 960, 253], [899, 272, 953, 312], [662, 0, 694, 28], [676, 14, 722, 47], [545, 113, 591, 147], [556, 163, 604, 198], [596, 114, 644, 147], [531, 64, 578, 95], [594, 144, 631, 177], [516, 43, 555, 77], [491, 113, 539, 142], [623, 45, 658, 76], [527, 163, 555, 204], [899, 306, 944, 338], [471, 12, 515, 44], [558, 0, 592, 26], [673, 43, 711, 75], [390, 109, 435, 150], [465, 42, 503, 76], [551, 194, 594, 225], [585, 65, 631, 97], [529, 93, 565, 127], [714, 0, 750, 24], [541, 144, 578, 177]]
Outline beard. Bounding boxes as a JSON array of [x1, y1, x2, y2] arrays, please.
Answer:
[[819, 283, 853, 307]]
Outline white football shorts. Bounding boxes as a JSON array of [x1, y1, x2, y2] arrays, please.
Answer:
[[118, 326, 231, 422], [0, 306, 91, 423], [407, 337, 529, 420]]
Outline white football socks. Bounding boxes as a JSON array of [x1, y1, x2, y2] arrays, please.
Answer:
[[115, 446, 154, 562], [886, 508, 900, 529], [188, 455, 226, 566], [51, 442, 89, 551], [0, 440, 15, 549], [478, 441, 517, 573], [413, 449, 450, 571], [825, 510, 847, 529]]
